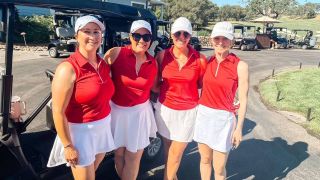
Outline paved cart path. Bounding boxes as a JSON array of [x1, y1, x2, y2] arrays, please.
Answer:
[[2, 48, 320, 179]]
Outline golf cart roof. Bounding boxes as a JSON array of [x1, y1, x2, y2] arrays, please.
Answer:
[[272, 27, 287, 29], [157, 20, 171, 25], [0, 0, 157, 20], [292, 29, 313, 32], [234, 24, 256, 28]]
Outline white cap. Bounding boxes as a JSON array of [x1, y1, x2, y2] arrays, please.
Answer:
[[130, 20, 152, 34], [171, 17, 192, 35], [75, 15, 105, 33], [211, 21, 234, 40]]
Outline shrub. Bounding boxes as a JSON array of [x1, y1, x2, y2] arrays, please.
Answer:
[[14, 15, 54, 44], [305, 10, 316, 19]]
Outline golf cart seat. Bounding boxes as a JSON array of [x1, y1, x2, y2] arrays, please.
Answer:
[[66, 39, 77, 45], [56, 27, 75, 39], [56, 27, 77, 45]]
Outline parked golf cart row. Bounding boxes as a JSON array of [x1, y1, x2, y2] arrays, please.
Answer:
[[233, 25, 259, 51], [48, 7, 158, 58], [231, 24, 317, 51], [1, 1, 163, 179], [289, 29, 317, 49], [48, 16, 203, 59]]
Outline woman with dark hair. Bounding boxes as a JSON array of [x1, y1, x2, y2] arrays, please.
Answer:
[[104, 20, 158, 180]]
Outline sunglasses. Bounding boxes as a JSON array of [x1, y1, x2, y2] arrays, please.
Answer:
[[173, 31, 190, 38], [131, 33, 152, 42]]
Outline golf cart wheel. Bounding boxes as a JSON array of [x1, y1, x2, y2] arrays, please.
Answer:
[[49, 47, 60, 58], [240, 45, 246, 51], [302, 45, 307, 50], [143, 136, 162, 161]]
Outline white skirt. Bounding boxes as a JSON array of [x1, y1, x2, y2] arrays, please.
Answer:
[[193, 105, 236, 153], [111, 100, 157, 153], [154, 101, 197, 142], [47, 114, 115, 167]]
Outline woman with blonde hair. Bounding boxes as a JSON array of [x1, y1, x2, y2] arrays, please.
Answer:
[[154, 17, 207, 180], [194, 21, 249, 180]]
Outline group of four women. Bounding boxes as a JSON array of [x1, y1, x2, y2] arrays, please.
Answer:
[[47, 15, 249, 180]]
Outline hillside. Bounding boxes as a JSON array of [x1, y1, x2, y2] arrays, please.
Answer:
[[205, 15, 320, 37], [208, 15, 320, 37]]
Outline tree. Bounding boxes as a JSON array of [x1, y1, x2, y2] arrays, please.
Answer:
[[288, 3, 319, 19], [164, 0, 218, 26], [246, 0, 297, 18], [218, 5, 246, 21], [304, 3, 318, 19]]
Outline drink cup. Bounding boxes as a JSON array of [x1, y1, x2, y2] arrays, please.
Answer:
[[10, 95, 26, 122]]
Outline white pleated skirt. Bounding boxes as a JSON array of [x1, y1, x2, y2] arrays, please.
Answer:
[[193, 105, 236, 153], [47, 114, 115, 167], [111, 100, 157, 153], [154, 101, 197, 142]]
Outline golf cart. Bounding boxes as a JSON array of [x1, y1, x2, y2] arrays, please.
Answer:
[[48, 3, 159, 58], [271, 27, 290, 49], [289, 29, 317, 49], [156, 20, 171, 52], [48, 10, 78, 58], [1, 1, 162, 179], [233, 25, 258, 51], [189, 23, 202, 51]]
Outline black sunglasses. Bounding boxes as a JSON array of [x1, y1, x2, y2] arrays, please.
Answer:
[[173, 31, 190, 38], [131, 33, 152, 42]]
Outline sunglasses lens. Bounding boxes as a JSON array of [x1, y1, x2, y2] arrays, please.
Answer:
[[142, 34, 152, 42], [132, 33, 141, 41], [183, 32, 190, 38], [174, 31, 190, 38], [174, 31, 181, 38], [132, 33, 152, 42]]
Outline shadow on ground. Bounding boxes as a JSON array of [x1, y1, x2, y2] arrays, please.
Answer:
[[1, 118, 308, 180], [138, 118, 258, 180], [227, 138, 309, 180]]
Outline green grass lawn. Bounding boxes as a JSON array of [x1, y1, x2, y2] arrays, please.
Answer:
[[229, 18, 320, 33], [259, 68, 320, 137]]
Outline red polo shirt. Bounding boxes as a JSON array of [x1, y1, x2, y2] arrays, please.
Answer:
[[111, 45, 157, 107], [199, 53, 240, 112], [159, 46, 202, 110], [64, 50, 115, 123]]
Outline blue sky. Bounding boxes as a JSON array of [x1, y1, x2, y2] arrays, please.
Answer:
[[212, 0, 320, 7]]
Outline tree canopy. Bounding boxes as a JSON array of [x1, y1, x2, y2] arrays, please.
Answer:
[[245, 0, 297, 18], [218, 5, 246, 21], [164, 0, 218, 26], [153, 0, 319, 25]]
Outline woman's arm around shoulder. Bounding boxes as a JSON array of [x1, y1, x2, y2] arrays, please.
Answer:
[[103, 47, 121, 65], [151, 50, 165, 93], [198, 53, 208, 88], [155, 50, 165, 66]]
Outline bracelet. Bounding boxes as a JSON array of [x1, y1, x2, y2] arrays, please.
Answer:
[[64, 144, 72, 148]]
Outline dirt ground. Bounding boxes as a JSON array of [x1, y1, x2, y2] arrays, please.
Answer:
[[0, 49, 48, 63]]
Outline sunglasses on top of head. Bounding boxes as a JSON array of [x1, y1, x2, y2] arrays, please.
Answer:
[[131, 33, 152, 42], [173, 31, 190, 38]]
